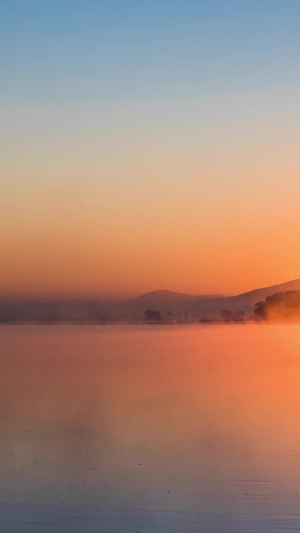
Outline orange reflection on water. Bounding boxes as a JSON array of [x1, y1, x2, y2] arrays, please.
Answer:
[[1, 324, 300, 530]]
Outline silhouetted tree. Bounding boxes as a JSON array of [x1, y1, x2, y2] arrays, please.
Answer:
[[254, 301, 266, 319], [145, 309, 162, 321], [220, 309, 232, 321], [254, 291, 300, 321]]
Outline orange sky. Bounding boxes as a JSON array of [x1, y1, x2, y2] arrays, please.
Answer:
[[1, 3, 300, 301], [2, 147, 300, 301]]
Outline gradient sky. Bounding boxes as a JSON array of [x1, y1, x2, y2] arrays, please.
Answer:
[[1, 0, 300, 300]]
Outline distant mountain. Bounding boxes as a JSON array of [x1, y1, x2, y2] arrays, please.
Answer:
[[127, 289, 223, 304], [118, 279, 300, 320], [1, 279, 300, 323], [223, 278, 300, 313]]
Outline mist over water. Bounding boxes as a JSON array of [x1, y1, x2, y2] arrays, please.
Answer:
[[1, 324, 300, 532]]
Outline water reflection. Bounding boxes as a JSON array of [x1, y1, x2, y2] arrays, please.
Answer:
[[1, 324, 300, 531]]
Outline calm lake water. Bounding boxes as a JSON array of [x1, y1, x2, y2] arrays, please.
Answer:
[[1, 324, 300, 532]]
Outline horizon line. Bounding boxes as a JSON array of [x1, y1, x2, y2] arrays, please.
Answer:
[[1, 277, 300, 304]]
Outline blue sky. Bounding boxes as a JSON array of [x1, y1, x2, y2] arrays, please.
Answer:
[[2, 0, 300, 104]]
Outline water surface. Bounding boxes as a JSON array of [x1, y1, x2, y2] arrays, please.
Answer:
[[1, 324, 300, 532]]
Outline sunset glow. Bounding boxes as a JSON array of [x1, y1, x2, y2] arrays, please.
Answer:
[[1, 1, 300, 300]]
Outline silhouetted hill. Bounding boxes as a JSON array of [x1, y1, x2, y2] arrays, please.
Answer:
[[1, 279, 300, 323], [223, 278, 300, 313], [127, 290, 223, 304]]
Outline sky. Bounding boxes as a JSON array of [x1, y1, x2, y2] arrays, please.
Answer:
[[1, 0, 300, 300]]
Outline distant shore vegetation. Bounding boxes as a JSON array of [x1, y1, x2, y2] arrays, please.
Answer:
[[254, 291, 300, 321], [2, 289, 300, 324]]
